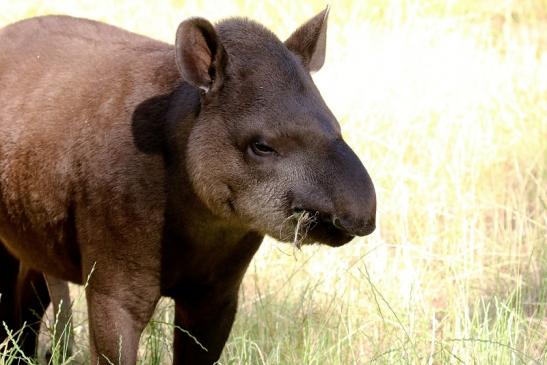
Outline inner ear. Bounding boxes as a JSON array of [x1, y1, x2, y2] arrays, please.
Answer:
[[175, 18, 226, 93], [284, 7, 329, 72]]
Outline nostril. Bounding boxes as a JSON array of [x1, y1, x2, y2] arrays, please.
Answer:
[[331, 215, 356, 236], [332, 215, 375, 236], [332, 216, 344, 231]]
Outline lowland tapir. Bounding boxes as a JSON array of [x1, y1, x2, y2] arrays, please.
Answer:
[[0, 8, 376, 364]]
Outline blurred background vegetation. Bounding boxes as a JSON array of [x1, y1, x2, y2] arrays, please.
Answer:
[[1, 0, 546, 364]]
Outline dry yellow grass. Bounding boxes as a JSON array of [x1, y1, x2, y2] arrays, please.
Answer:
[[1, 1, 546, 364]]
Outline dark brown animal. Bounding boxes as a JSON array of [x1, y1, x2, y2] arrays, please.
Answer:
[[0, 8, 376, 364]]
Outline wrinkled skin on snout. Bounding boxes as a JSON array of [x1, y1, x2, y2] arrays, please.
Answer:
[[185, 16, 376, 247], [0, 7, 375, 365]]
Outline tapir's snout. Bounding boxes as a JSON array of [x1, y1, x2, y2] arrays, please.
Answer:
[[332, 199, 376, 237], [330, 143, 376, 237], [291, 139, 376, 245]]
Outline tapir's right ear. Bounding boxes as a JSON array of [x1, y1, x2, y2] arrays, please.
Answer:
[[175, 18, 226, 93]]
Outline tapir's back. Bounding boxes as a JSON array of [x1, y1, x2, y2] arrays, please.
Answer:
[[0, 15, 171, 95], [0, 16, 174, 279]]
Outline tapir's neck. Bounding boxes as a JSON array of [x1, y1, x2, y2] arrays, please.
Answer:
[[158, 83, 263, 298]]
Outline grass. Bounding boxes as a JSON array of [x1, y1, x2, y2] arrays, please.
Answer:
[[1, 0, 546, 364]]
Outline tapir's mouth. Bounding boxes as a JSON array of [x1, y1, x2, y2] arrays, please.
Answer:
[[291, 208, 355, 247]]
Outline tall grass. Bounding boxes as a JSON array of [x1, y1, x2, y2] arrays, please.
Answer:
[[1, 0, 546, 364]]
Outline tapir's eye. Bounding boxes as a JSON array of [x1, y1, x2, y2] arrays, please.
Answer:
[[250, 141, 276, 157]]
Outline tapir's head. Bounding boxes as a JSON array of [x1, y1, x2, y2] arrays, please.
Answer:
[[177, 9, 376, 246]]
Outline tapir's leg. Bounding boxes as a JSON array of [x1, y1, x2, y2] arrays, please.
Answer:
[[172, 293, 238, 365], [16, 266, 50, 358], [0, 246, 49, 360], [45, 274, 74, 360], [85, 266, 160, 365], [0, 243, 19, 346]]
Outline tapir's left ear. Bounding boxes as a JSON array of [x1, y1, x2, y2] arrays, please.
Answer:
[[284, 7, 329, 72], [175, 17, 227, 93]]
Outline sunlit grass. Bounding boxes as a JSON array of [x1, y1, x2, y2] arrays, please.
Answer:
[[1, 0, 546, 364]]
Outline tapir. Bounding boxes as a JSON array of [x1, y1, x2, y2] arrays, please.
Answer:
[[0, 8, 376, 364]]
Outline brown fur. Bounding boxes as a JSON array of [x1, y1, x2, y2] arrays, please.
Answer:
[[0, 9, 375, 364]]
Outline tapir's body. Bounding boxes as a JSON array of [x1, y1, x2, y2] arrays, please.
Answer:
[[0, 16, 173, 283], [0, 12, 376, 364]]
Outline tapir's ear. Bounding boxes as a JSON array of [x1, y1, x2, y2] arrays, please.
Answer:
[[175, 18, 226, 93], [284, 7, 329, 72]]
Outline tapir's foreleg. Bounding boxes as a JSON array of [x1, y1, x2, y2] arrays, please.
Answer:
[[84, 263, 160, 365], [172, 293, 238, 365]]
